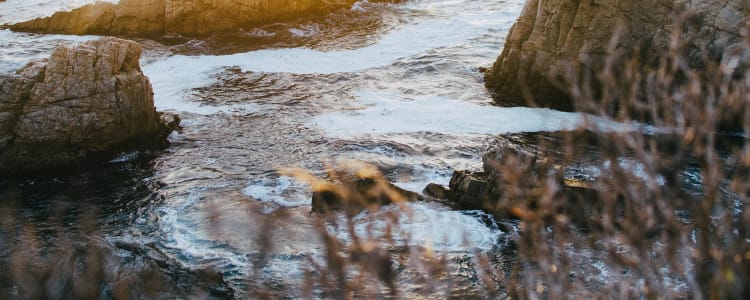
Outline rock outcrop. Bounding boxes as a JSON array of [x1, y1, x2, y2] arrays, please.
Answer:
[[485, 0, 748, 110], [300, 163, 425, 214], [312, 174, 424, 214], [6, 0, 379, 37], [0, 37, 177, 175], [428, 147, 598, 222]]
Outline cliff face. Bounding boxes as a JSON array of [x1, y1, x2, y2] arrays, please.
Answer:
[[0, 37, 177, 175], [485, 0, 748, 110], [7, 0, 370, 37]]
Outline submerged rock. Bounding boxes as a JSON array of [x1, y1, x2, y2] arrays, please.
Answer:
[[0, 37, 177, 175], [6, 0, 389, 37], [485, 0, 748, 110]]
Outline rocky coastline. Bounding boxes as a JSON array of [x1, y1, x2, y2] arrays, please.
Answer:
[[466, 0, 749, 218], [4, 0, 396, 37], [0, 37, 177, 176], [485, 0, 748, 111]]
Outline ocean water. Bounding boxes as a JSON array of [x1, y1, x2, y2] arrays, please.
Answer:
[[0, 0, 659, 297]]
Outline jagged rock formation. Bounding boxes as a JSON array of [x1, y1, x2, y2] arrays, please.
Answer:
[[428, 147, 598, 221], [0, 37, 177, 175], [485, 0, 748, 110], [443, 147, 554, 216], [6, 0, 378, 37]]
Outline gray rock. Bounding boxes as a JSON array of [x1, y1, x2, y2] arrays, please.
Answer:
[[485, 0, 748, 111], [0, 37, 177, 175], [438, 147, 600, 222]]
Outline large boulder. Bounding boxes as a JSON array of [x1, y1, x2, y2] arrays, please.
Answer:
[[0, 37, 177, 175], [485, 0, 748, 110], [6, 0, 382, 37]]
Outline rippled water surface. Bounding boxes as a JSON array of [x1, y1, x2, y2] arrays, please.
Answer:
[[0, 0, 631, 297]]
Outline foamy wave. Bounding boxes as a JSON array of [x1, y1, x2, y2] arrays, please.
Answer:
[[334, 202, 502, 252], [241, 176, 312, 208], [0, 29, 100, 73], [142, 8, 503, 113], [310, 89, 601, 136], [0, 0, 111, 24]]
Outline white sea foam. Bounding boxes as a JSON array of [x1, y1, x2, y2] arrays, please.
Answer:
[[391, 168, 453, 194], [245, 28, 276, 37], [0, 0, 110, 24], [157, 189, 251, 275], [336, 202, 502, 252], [309, 89, 635, 137], [351, 0, 370, 12], [241, 173, 501, 252], [241, 176, 312, 208], [141, 2, 508, 113], [572, 157, 668, 189], [0, 29, 100, 73], [289, 24, 320, 37]]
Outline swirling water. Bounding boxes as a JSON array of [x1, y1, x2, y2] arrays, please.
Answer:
[[0, 0, 647, 297]]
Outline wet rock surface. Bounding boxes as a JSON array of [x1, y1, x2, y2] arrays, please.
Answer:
[[485, 0, 748, 110], [311, 169, 425, 214], [6, 0, 398, 38], [0, 37, 176, 175], [434, 146, 601, 222]]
